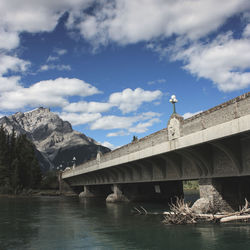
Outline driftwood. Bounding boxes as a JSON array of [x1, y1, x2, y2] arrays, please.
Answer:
[[220, 214, 250, 223], [133, 198, 250, 225]]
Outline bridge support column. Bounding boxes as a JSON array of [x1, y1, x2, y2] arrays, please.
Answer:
[[79, 185, 96, 198], [106, 184, 129, 203], [193, 177, 250, 213], [79, 185, 111, 198]]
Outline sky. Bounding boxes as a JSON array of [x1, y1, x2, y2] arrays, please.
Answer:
[[0, 0, 250, 149]]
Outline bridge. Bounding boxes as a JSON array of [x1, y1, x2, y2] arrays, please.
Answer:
[[61, 92, 250, 211]]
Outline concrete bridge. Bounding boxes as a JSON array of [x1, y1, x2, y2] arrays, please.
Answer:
[[62, 92, 250, 211]]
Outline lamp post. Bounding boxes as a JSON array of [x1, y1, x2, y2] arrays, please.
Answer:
[[72, 156, 76, 169], [169, 95, 178, 114]]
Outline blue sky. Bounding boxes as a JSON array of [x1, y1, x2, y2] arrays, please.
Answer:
[[0, 0, 250, 149]]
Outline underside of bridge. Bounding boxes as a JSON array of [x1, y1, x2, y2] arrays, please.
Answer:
[[65, 132, 250, 185]]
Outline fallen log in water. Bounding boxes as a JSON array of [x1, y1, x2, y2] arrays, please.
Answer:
[[133, 198, 250, 225], [220, 214, 250, 223]]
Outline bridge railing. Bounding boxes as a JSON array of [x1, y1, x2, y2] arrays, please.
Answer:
[[99, 128, 168, 164], [182, 92, 250, 136]]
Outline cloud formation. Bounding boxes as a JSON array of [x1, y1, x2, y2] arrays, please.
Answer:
[[90, 112, 161, 136], [0, 78, 100, 110], [0, 0, 93, 50], [63, 101, 113, 113], [58, 112, 101, 126], [1, 0, 250, 94], [109, 88, 162, 113], [90, 115, 138, 130], [0, 54, 30, 75], [62, 88, 162, 115], [147, 79, 166, 85], [183, 111, 203, 119], [66, 0, 250, 92], [39, 64, 71, 72], [70, 0, 250, 45], [172, 32, 250, 92], [100, 141, 119, 150]]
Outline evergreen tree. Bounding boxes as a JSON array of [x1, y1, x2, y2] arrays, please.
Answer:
[[0, 126, 9, 187], [0, 128, 42, 193], [11, 158, 20, 194]]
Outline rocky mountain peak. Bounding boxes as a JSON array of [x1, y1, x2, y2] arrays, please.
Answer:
[[0, 107, 110, 171], [12, 107, 73, 135]]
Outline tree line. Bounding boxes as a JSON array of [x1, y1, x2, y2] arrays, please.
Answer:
[[0, 126, 42, 194]]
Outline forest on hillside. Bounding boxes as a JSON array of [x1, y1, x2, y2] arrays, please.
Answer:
[[0, 127, 42, 194]]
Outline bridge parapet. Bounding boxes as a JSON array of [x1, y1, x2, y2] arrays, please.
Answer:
[[182, 92, 250, 135]]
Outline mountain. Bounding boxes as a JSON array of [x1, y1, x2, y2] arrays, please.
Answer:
[[0, 107, 110, 171]]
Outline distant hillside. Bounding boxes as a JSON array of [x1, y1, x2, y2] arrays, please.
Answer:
[[0, 107, 110, 171]]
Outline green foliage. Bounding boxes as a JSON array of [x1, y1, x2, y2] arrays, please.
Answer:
[[183, 180, 199, 190], [40, 170, 58, 190], [0, 127, 42, 194]]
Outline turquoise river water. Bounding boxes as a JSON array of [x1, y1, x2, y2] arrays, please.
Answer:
[[1, 194, 250, 250]]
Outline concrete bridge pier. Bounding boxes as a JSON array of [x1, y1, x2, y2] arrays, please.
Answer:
[[79, 185, 111, 198], [79, 185, 96, 198], [195, 177, 250, 213], [106, 184, 129, 203]]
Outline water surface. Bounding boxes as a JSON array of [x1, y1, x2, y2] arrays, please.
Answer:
[[0, 196, 250, 250]]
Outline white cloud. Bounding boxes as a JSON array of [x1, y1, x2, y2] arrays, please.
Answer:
[[0, 55, 29, 95], [0, 77, 100, 110], [100, 141, 118, 150], [70, 0, 250, 47], [172, 32, 250, 92], [128, 118, 160, 133], [0, 54, 30, 75], [63, 101, 113, 113], [109, 88, 162, 113], [91, 112, 161, 135], [183, 111, 203, 119], [47, 56, 59, 62], [140, 112, 161, 120], [0, 1, 93, 50], [63, 89, 162, 115], [39, 65, 49, 71], [147, 79, 166, 85], [1, 0, 245, 51], [54, 48, 67, 55], [0, 76, 21, 92], [39, 64, 71, 71], [243, 24, 250, 38], [0, 28, 19, 50], [58, 112, 101, 126], [90, 115, 138, 130], [106, 130, 128, 137]]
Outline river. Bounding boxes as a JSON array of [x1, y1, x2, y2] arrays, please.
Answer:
[[1, 194, 250, 250]]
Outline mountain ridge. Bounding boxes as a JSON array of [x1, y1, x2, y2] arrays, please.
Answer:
[[0, 107, 110, 171]]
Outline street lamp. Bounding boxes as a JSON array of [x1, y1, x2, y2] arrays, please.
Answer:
[[72, 156, 76, 169], [169, 95, 178, 114]]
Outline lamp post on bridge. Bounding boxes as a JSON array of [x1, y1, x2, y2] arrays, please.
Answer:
[[169, 95, 178, 114], [72, 156, 76, 169]]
